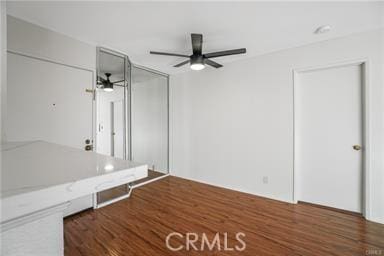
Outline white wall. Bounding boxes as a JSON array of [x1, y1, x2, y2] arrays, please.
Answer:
[[7, 15, 95, 71], [6, 52, 94, 149], [4, 16, 96, 143], [170, 29, 384, 223]]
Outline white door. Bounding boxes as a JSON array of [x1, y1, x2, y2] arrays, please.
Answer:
[[6, 53, 94, 150], [96, 86, 125, 157], [295, 63, 363, 213], [111, 100, 124, 159]]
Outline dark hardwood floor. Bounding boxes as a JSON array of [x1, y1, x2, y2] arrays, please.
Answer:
[[64, 176, 384, 255]]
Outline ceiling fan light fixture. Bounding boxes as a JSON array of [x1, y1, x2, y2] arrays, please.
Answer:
[[190, 63, 205, 71], [103, 86, 113, 92], [102, 72, 114, 92], [190, 55, 205, 71]]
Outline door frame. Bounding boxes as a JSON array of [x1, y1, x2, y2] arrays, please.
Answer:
[[292, 59, 371, 219]]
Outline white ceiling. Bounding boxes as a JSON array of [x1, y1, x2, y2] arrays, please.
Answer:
[[6, 1, 384, 74]]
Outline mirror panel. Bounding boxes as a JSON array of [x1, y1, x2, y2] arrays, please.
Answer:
[[96, 49, 127, 159], [131, 66, 169, 174]]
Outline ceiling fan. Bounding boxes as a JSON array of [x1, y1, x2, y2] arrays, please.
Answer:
[[150, 33, 246, 70], [97, 73, 124, 92]]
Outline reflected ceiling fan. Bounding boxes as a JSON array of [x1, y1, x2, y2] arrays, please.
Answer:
[[150, 33, 246, 70], [97, 73, 124, 92]]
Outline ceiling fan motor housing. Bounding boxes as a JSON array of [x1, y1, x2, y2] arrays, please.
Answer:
[[190, 55, 204, 65]]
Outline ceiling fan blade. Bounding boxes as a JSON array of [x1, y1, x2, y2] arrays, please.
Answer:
[[97, 76, 106, 84], [205, 59, 223, 68], [174, 59, 190, 67], [191, 33, 203, 55], [150, 51, 190, 58], [204, 48, 246, 58], [112, 79, 125, 84]]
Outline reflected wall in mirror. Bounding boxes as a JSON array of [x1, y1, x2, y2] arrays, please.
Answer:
[[6, 51, 94, 150], [131, 66, 169, 175], [96, 48, 129, 159]]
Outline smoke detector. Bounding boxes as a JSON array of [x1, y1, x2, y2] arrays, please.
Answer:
[[314, 25, 331, 34]]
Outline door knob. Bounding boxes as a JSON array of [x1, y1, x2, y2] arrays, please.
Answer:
[[353, 145, 362, 151], [85, 145, 93, 151]]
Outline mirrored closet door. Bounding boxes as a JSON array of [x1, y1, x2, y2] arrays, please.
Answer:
[[131, 66, 169, 182], [96, 48, 169, 199]]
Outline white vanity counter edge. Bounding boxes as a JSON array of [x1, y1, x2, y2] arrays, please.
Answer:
[[1, 141, 148, 223], [1, 164, 147, 225], [1, 141, 148, 256]]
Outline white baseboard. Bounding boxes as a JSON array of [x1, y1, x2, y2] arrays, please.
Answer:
[[131, 173, 170, 189], [368, 216, 384, 225], [172, 174, 293, 204]]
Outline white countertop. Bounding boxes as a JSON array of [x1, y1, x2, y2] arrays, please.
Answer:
[[1, 141, 147, 222]]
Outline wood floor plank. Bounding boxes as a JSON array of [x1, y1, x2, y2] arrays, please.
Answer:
[[64, 176, 384, 255]]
